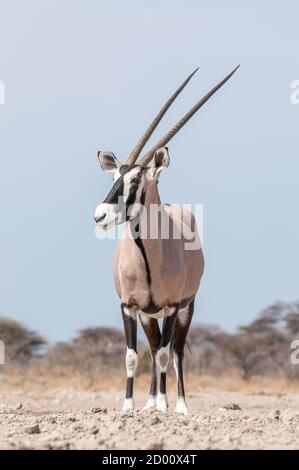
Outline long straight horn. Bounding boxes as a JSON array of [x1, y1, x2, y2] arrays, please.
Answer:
[[125, 68, 199, 166], [138, 65, 240, 167]]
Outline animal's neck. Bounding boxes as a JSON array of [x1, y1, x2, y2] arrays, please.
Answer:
[[133, 180, 163, 239], [130, 181, 164, 282], [142, 180, 161, 207]]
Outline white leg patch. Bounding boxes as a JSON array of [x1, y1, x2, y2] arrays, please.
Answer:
[[143, 395, 156, 410], [156, 344, 170, 373], [175, 397, 188, 415], [126, 348, 138, 377], [139, 313, 151, 325], [177, 306, 189, 326], [123, 397, 135, 411], [157, 393, 168, 412], [123, 307, 137, 319]]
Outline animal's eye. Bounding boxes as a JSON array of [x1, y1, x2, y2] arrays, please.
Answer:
[[132, 177, 141, 184]]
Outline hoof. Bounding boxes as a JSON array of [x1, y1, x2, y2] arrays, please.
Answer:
[[156, 393, 168, 412], [122, 398, 135, 411], [143, 396, 157, 410], [175, 398, 188, 415]]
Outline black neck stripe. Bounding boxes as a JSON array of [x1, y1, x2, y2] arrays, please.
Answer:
[[134, 223, 151, 285]]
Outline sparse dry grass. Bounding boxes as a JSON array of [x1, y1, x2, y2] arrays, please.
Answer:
[[2, 366, 299, 396]]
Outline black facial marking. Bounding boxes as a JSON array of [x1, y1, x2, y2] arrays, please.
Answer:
[[103, 165, 144, 206], [103, 176, 124, 204], [125, 169, 144, 220], [119, 165, 130, 176], [125, 183, 139, 208]]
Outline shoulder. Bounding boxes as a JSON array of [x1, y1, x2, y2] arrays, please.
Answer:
[[162, 204, 196, 224]]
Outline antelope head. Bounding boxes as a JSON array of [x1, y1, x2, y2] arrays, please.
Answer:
[[94, 66, 239, 230]]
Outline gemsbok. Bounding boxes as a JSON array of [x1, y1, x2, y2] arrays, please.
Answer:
[[94, 66, 239, 414]]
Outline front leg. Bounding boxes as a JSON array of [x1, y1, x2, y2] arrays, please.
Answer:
[[156, 308, 178, 412], [121, 305, 138, 411], [139, 315, 161, 410]]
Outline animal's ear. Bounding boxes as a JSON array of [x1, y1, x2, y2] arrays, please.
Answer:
[[151, 147, 170, 178], [98, 151, 121, 173]]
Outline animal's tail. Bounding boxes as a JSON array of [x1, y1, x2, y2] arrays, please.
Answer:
[[185, 339, 192, 355], [170, 330, 192, 356]]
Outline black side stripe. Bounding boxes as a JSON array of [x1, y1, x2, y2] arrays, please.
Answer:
[[134, 223, 151, 285], [133, 189, 150, 280]]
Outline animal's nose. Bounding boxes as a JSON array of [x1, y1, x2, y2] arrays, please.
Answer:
[[94, 214, 106, 224]]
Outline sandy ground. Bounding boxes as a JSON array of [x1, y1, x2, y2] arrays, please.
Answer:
[[1, 382, 299, 450]]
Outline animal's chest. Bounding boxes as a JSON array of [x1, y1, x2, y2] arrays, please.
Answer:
[[113, 240, 150, 305], [113, 237, 186, 310], [117, 245, 149, 289], [117, 246, 182, 291]]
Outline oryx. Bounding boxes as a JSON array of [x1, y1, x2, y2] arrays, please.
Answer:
[[94, 66, 239, 414]]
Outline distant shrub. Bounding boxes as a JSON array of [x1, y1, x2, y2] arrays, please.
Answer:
[[2, 299, 299, 381], [185, 301, 299, 380], [45, 327, 126, 377], [0, 317, 46, 364]]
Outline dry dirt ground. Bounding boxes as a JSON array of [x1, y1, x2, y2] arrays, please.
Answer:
[[1, 379, 299, 450]]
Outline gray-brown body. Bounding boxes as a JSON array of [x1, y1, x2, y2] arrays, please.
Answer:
[[113, 181, 204, 314]]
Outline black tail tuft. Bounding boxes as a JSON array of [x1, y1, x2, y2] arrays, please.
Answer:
[[185, 340, 192, 355]]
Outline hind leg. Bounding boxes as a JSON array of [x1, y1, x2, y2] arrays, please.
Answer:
[[173, 299, 194, 415], [139, 315, 161, 410]]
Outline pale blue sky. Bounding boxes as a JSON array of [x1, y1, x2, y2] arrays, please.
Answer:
[[0, 1, 298, 342]]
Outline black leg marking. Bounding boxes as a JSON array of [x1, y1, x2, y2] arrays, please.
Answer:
[[160, 372, 167, 395], [174, 299, 194, 403], [160, 311, 178, 348], [139, 316, 161, 405], [121, 305, 137, 408], [176, 355, 185, 398], [126, 377, 134, 399], [157, 308, 178, 406], [122, 306, 137, 351]]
